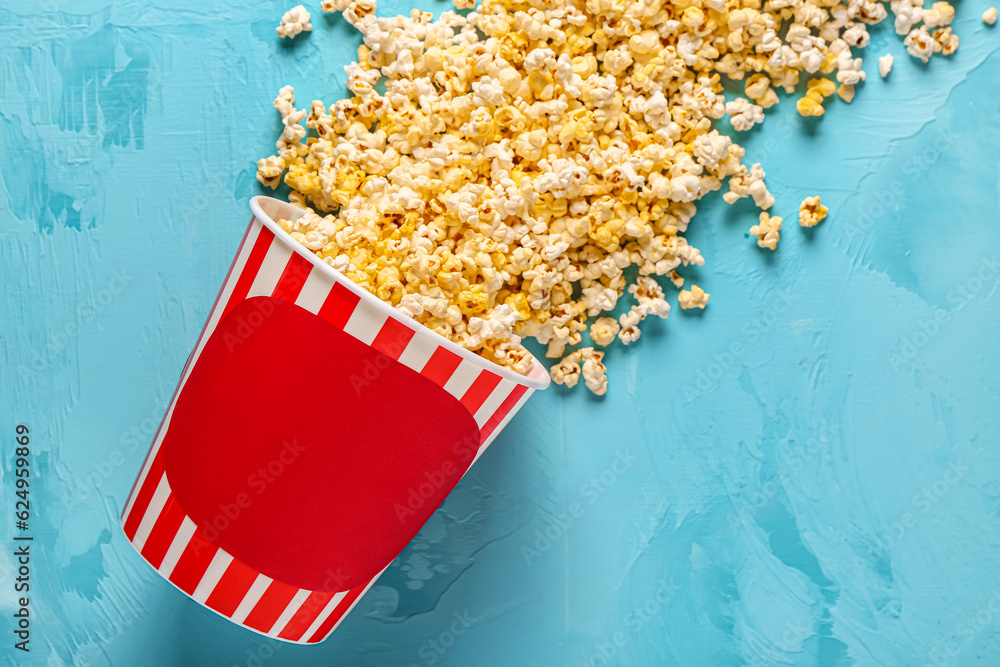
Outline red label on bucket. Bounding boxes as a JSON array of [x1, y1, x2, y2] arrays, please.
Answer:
[[162, 297, 481, 592]]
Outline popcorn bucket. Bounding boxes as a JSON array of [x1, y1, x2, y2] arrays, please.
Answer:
[[120, 196, 549, 643]]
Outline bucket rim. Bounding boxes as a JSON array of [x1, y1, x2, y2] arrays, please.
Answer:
[[250, 195, 551, 391]]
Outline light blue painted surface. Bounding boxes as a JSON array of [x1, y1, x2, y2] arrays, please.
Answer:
[[2, 1, 999, 665]]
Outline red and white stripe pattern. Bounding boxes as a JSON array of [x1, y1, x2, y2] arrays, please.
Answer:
[[121, 201, 547, 644]]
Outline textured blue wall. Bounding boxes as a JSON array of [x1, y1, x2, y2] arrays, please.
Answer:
[[2, 1, 1000, 665]]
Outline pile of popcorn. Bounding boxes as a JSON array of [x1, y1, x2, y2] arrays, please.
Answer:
[[261, 0, 961, 394]]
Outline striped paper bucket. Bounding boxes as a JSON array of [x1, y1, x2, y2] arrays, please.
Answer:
[[121, 196, 549, 643]]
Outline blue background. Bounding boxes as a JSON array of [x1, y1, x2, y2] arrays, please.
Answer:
[[2, 1, 1000, 665]]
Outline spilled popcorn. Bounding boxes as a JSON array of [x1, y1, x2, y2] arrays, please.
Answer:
[[678, 285, 710, 310], [799, 196, 828, 227], [276, 5, 312, 39], [258, 0, 961, 394], [321, 0, 352, 12], [879, 54, 894, 78], [750, 212, 782, 251], [796, 78, 837, 118], [550, 348, 608, 395]]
